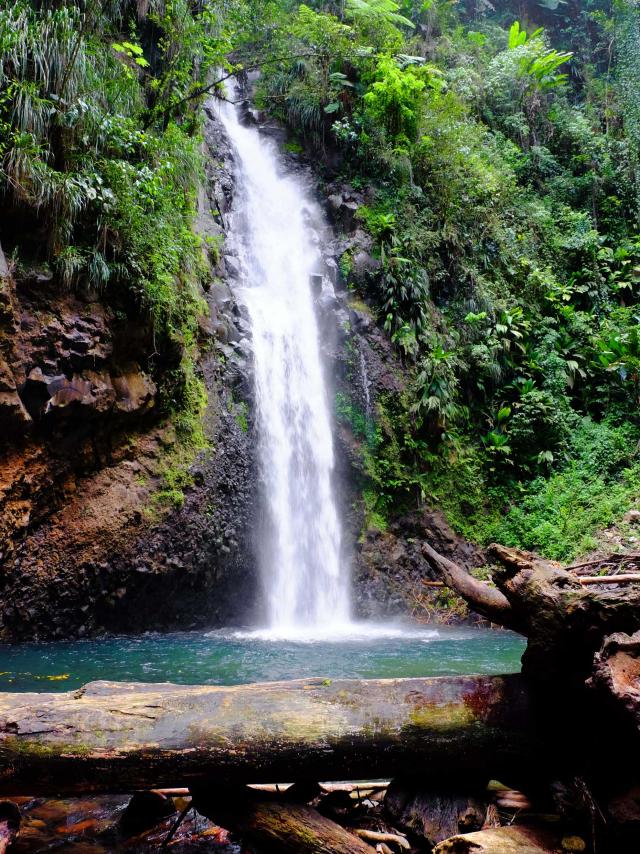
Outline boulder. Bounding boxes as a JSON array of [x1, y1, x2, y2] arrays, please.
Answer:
[[112, 368, 157, 415]]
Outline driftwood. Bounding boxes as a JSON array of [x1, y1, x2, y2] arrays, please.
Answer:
[[422, 543, 517, 630], [354, 829, 410, 849], [190, 787, 375, 854], [432, 825, 558, 853], [0, 675, 537, 796], [569, 552, 640, 572], [425, 575, 640, 587], [422, 542, 640, 681]]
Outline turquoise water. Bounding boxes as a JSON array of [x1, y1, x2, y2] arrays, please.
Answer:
[[0, 624, 525, 692]]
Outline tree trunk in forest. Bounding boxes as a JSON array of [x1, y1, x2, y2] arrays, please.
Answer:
[[0, 675, 537, 796]]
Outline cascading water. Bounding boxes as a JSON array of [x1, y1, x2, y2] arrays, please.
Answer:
[[218, 94, 350, 636]]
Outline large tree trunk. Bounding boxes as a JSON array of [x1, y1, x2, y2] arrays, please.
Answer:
[[0, 675, 537, 796], [422, 538, 640, 844]]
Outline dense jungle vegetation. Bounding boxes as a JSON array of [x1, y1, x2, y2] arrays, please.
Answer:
[[3, 0, 640, 560]]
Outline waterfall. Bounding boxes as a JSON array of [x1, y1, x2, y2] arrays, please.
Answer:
[[218, 95, 351, 637]]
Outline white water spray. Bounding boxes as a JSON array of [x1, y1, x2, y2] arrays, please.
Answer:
[[218, 95, 351, 636]]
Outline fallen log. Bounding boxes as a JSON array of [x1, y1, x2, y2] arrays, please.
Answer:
[[422, 543, 518, 630], [422, 542, 640, 682], [0, 675, 537, 796], [191, 789, 375, 854], [588, 630, 640, 733]]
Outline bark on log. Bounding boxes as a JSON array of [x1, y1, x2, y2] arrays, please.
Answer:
[[191, 790, 375, 854], [432, 825, 558, 853], [423, 541, 640, 682], [489, 543, 640, 680], [422, 543, 518, 630], [0, 675, 537, 796], [384, 778, 486, 847], [589, 630, 640, 733]]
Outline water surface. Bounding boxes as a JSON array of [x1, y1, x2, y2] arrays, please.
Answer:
[[0, 624, 525, 692]]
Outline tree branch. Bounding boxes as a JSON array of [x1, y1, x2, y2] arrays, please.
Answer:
[[421, 542, 520, 631], [144, 52, 321, 128]]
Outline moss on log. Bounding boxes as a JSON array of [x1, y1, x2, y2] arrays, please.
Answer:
[[0, 675, 536, 796]]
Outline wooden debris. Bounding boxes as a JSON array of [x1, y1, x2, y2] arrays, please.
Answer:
[[354, 828, 411, 849], [191, 788, 375, 854], [432, 825, 557, 853], [384, 779, 486, 847]]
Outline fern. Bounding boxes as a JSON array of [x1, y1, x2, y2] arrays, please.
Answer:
[[345, 0, 415, 30]]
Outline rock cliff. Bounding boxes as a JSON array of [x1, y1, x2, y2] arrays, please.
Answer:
[[0, 108, 257, 640], [0, 101, 478, 640]]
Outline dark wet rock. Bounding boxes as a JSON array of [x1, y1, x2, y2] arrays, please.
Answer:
[[0, 102, 258, 641], [325, 184, 364, 234], [119, 791, 176, 837], [352, 248, 382, 282]]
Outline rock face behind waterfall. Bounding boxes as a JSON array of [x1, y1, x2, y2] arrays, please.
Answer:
[[0, 100, 474, 640], [313, 183, 485, 623], [0, 110, 258, 640]]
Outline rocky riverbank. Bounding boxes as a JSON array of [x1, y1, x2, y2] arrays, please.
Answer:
[[2, 776, 596, 853]]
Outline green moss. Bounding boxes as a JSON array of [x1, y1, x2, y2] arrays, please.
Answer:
[[284, 140, 304, 154], [147, 372, 209, 518], [406, 702, 475, 730], [233, 400, 250, 433], [339, 251, 354, 281]]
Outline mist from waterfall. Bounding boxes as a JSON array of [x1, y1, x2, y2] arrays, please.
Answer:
[[217, 95, 351, 637]]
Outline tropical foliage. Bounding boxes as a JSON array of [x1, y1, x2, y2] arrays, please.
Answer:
[[4, 0, 640, 559], [255, 0, 640, 558]]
